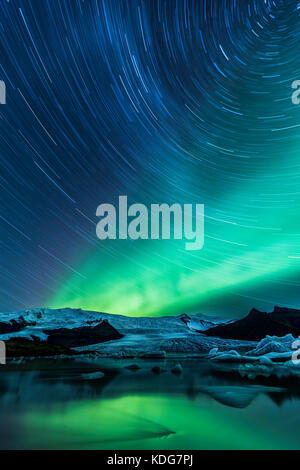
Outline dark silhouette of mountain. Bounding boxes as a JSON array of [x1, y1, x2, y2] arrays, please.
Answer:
[[203, 306, 300, 341], [45, 319, 123, 347]]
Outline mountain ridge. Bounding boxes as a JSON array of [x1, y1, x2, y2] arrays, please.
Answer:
[[203, 306, 300, 341]]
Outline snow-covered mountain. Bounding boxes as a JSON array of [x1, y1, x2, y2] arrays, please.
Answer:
[[0, 308, 227, 340], [0, 308, 252, 357]]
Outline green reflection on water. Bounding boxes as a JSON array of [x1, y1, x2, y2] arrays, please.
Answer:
[[21, 394, 299, 450]]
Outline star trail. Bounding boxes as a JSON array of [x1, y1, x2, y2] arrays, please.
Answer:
[[1, 0, 300, 317]]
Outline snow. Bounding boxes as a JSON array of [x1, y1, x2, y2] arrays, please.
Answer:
[[209, 347, 219, 357], [0, 307, 256, 356], [249, 334, 295, 356], [4, 308, 299, 366], [210, 350, 242, 362], [258, 356, 273, 365], [208, 333, 300, 377], [185, 315, 232, 332], [0, 308, 103, 331]]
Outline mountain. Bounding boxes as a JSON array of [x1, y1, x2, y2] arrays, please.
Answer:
[[0, 308, 224, 341], [203, 306, 300, 341], [46, 319, 123, 347], [0, 308, 254, 357]]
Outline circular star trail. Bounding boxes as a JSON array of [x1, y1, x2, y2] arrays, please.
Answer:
[[1, 0, 300, 317]]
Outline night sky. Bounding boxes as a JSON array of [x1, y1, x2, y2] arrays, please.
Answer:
[[1, 0, 300, 318]]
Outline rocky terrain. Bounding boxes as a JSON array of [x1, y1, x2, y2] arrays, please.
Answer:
[[203, 306, 300, 341], [45, 319, 123, 348]]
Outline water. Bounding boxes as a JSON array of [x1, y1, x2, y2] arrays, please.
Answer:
[[1, 356, 300, 449]]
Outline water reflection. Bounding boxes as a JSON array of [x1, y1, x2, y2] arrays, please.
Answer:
[[1, 357, 300, 449]]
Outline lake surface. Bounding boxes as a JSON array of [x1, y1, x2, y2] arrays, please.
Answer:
[[0, 356, 300, 449]]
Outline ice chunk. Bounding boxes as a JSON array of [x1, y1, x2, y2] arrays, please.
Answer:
[[258, 356, 273, 365], [211, 350, 241, 362], [209, 348, 219, 357], [249, 334, 296, 356], [81, 371, 105, 380]]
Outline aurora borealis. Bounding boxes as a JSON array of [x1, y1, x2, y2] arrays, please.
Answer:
[[1, 0, 300, 317]]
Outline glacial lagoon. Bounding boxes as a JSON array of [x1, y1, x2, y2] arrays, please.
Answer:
[[1, 356, 300, 450]]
